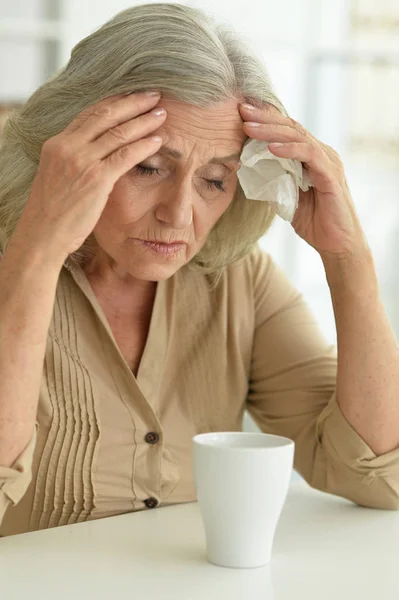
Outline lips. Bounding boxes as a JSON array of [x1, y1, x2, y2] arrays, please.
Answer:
[[142, 240, 186, 245], [135, 239, 187, 256]]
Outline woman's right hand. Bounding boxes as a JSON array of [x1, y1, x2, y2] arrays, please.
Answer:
[[17, 91, 166, 261]]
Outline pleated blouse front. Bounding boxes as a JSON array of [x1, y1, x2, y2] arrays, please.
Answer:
[[0, 249, 254, 536]]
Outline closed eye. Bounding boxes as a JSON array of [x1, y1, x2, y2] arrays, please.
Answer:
[[135, 164, 161, 176], [135, 164, 226, 193], [205, 179, 225, 192]]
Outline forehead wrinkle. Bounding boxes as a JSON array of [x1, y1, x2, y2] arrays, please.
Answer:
[[160, 121, 243, 146], [168, 110, 240, 131], [158, 145, 241, 164], [153, 134, 243, 169], [155, 122, 245, 163], [156, 99, 245, 144], [151, 99, 246, 167]]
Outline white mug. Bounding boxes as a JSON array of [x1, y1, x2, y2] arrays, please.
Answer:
[[192, 431, 295, 569]]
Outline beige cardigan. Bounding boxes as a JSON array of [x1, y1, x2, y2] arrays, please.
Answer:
[[1, 245, 399, 536]]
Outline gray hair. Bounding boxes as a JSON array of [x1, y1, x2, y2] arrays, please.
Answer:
[[0, 2, 288, 284]]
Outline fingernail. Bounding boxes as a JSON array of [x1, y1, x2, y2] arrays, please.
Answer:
[[151, 108, 166, 116], [145, 90, 161, 96], [241, 103, 256, 111], [269, 143, 284, 147], [244, 121, 261, 127]]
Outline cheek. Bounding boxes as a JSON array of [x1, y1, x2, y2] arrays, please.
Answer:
[[99, 178, 148, 226], [216, 182, 237, 215], [195, 193, 235, 235]]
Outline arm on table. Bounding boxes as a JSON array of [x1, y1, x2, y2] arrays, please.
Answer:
[[245, 247, 399, 510], [0, 223, 64, 525]]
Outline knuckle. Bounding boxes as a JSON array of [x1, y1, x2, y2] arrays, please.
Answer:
[[44, 137, 86, 172], [78, 162, 103, 187], [92, 105, 114, 119], [68, 152, 87, 172], [292, 120, 310, 138], [108, 126, 129, 143], [116, 144, 132, 161], [312, 144, 322, 159], [41, 136, 57, 153], [318, 146, 330, 164], [298, 126, 311, 141], [328, 145, 340, 161], [42, 136, 68, 159], [319, 142, 329, 156]]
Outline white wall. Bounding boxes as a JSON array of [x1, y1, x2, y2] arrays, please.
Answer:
[[0, 0, 46, 101]]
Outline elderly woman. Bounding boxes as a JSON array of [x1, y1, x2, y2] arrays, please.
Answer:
[[0, 3, 398, 538]]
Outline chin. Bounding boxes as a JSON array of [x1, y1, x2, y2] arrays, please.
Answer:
[[138, 264, 183, 281], [125, 240, 195, 279], [122, 255, 188, 281]]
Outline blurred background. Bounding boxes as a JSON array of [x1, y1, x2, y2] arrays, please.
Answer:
[[1, 0, 398, 447]]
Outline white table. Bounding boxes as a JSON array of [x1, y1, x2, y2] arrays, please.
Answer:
[[1, 481, 398, 600]]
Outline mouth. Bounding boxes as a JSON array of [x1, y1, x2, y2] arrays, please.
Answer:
[[133, 238, 187, 256]]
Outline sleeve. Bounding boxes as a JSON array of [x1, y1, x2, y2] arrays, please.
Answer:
[[0, 241, 38, 524], [245, 246, 399, 510], [0, 425, 37, 524]]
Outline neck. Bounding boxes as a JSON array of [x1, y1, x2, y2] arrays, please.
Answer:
[[82, 250, 157, 316]]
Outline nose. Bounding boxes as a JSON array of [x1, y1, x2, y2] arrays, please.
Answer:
[[154, 179, 193, 229]]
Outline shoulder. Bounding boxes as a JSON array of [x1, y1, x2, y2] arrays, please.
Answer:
[[225, 244, 303, 325], [224, 243, 280, 298], [225, 243, 272, 281]]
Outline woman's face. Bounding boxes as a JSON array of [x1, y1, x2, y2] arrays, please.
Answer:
[[91, 97, 247, 281]]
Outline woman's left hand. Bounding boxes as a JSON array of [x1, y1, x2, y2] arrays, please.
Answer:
[[238, 103, 370, 260]]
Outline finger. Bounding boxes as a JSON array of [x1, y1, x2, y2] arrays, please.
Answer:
[[239, 104, 317, 145], [268, 142, 336, 187], [239, 103, 293, 126], [104, 134, 164, 181], [242, 121, 304, 143], [64, 92, 161, 144], [83, 107, 167, 162]]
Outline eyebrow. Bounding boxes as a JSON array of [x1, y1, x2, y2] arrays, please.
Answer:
[[158, 145, 241, 163]]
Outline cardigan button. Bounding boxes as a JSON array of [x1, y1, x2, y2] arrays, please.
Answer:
[[144, 497, 159, 509], [145, 432, 160, 444]]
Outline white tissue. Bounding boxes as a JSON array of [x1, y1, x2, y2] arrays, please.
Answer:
[[237, 139, 313, 222]]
